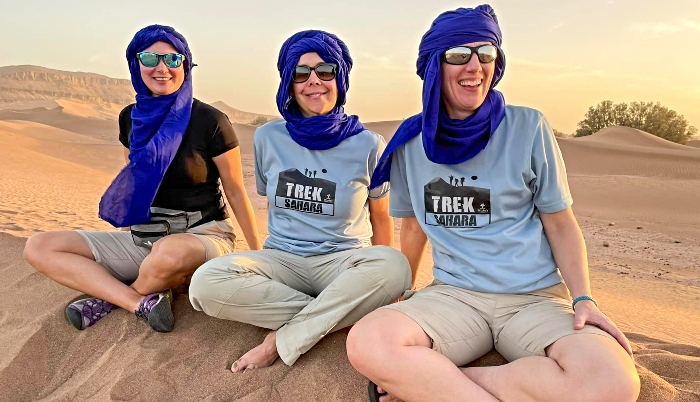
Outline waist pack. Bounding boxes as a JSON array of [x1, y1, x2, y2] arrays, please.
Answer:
[[130, 207, 203, 249]]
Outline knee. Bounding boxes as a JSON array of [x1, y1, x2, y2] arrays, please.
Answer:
[[346, 315, 382, 372], [188, 259, 237, 316], [144, 241, 199, 278], [596, 367, 640, 402], [570, 356, 640, 402], [23, 232, 56, 271], [368, 246, 408, 267], [364, 246, 412, 290], [347, 310, 398, 374], [187, 261, 215, 304]]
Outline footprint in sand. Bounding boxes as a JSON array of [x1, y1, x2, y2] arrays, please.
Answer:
[[0, 210, 19, 215]]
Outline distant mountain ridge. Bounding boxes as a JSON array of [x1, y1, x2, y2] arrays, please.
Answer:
[[0, 65, 279, 125], [0, 65, 134, 106], [211, 101, 278, 125]]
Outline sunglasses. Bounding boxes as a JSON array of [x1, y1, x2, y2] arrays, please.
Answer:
[[293, 63, 338, 83], [442, 44, 498, 65], [136, 52, 184, 68]]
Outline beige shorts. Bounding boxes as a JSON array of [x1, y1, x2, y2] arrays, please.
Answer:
[[381, 280, 613, 365], [77, 219, 236, 282]]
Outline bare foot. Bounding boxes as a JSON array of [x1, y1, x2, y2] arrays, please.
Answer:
[[231, 331, 279, 373], [377, 385, 404, 402]]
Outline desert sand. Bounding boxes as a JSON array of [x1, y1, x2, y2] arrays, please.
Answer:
[[0, 100, 699, 402]]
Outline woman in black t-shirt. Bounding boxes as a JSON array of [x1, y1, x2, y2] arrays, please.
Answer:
[[23, 25, 261, 333]]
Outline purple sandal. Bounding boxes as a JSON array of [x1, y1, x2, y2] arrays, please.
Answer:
[[135, 289, 174, 333], [65, 297, 116, 330]]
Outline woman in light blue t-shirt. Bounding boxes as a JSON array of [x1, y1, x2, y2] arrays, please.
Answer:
[[348, 5, 639, 402], [189, 30, 411, 372]]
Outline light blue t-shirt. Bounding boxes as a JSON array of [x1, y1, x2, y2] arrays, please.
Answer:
[[390, 106, 571, 293], [255, 120, 389, 257]]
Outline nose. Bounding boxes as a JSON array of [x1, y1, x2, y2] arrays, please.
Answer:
[[306, 70, 322, 85], [464, 53, 482, 73], [155, 59, 168, 73]]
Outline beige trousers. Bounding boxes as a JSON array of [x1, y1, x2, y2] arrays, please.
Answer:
[[189, 245, 411, 365]]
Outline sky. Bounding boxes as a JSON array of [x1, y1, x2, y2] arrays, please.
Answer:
[[1, 0, 699, 133]]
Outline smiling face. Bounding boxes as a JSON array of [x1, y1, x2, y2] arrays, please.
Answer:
[[440, 41, 496, 120], [292, 52, 338, 118], [138, 41, 185, 97]]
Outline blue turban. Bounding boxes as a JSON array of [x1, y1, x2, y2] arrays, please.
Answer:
[[371, 5, 507, 189], [99, 24, 194, 227], [275, 30, 365, 150]]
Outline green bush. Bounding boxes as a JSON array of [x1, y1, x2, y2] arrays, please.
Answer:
[[250, 116, 269, 126], [575, 100, 697, 144]]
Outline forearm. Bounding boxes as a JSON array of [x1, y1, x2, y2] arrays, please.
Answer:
[[400, 217, 428, 287], [370, 214, 394, 247], [227, 193, 262, 251], [542, 210, 592, 299]]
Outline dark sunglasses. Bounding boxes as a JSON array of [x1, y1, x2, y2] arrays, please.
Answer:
[[442, 44, 498, 65], [293, 63, 338, 83], [136, 52, 184, 68]]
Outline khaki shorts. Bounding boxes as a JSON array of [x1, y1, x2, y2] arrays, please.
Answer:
[[381, 280, 613, 366], [77, 219, 236, 282]]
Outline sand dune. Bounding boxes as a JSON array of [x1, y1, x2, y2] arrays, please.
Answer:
[[0, 102, 119, 141], [0, 120, 123, 174], [559, 127, 700, 181], [688, 140, 700, 148], [556, 129, 700, 246], [364, 120, 402, 141], [577, 126, 692, 150], [0, 121, 115, 237], [0, 117, 699, 401], [0, 99, 123, 120], [212, 101, 279, 126], [232, 122, 256, 155]]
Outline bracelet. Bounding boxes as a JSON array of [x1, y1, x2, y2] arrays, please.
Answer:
[[572, 295, 597, 311]]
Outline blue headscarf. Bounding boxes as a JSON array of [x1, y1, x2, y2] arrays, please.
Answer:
[[99, 24, 194, 227], [370, 5, 507, 189], [276, 30, 366, 150]]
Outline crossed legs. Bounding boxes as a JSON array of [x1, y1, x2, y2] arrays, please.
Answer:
[[189, 246, 411, 370], [347, 283, 639, 402], [24, 230, 207, 313]]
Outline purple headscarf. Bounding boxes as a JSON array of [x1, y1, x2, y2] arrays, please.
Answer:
[[371, 4, 507, 189], [276, 30, 365, 150], [99, 24, 194, 227]]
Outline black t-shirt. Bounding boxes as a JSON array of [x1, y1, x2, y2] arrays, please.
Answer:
[[119, 99, 239, 222]]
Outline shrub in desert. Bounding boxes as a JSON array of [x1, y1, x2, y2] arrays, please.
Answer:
[[552, 128, 570, 138], [250, 116, 269, 126], [575, 100, 697, 144]]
